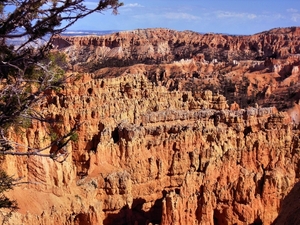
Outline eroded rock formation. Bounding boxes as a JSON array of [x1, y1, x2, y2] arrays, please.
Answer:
[[2, 27, 300, 224], [52, 27, 300, 70], [52, 27, 300, 110], [2, 71, 299, 225]]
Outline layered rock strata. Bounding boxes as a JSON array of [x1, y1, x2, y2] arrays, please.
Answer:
[[52, 27, 300, 111], [3, 71, 300, 225], [51, 27, 300, 70]]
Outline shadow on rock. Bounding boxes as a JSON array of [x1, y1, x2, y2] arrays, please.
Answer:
[[272, 181, 300, 225], [103, 197, 163, 225]]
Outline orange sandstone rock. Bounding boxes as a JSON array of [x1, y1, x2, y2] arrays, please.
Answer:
[[2, 71, 299, 225]]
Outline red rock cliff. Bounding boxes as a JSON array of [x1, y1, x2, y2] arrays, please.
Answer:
[[2, 71, 300, 225], [2, 27, 300, 225], [52, 27, 300, 70]]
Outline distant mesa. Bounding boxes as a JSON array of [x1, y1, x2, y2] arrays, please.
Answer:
[[52, 26, 300, 69]]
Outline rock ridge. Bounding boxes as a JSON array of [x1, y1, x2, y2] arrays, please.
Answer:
[[2, 71, 300, 225], [51, 27, 300, 71]]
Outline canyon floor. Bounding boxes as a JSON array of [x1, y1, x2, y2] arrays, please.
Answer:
[[2, 27, 300, 225]]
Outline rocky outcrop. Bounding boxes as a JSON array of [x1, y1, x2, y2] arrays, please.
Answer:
[[3, 70, 300, 224], [51, 27, 300, 71], [2, 27, 300, 224], [50, 27, 300, 112]]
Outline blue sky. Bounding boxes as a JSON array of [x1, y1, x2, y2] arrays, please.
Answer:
[[70, 0, 300, 34]]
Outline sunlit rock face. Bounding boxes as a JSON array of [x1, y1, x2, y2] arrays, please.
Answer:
[[2, 27, 300, 225], [52, 27, 300, 70]]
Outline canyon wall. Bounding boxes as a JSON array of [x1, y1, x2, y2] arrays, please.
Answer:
[[52, 27, 300, 110], [52, 27, 300, 70], [2, 71, 300, 224], [1, 27, 300, 224]]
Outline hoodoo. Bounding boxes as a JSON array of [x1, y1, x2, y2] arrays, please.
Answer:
[[3, 27, 300, 225]]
